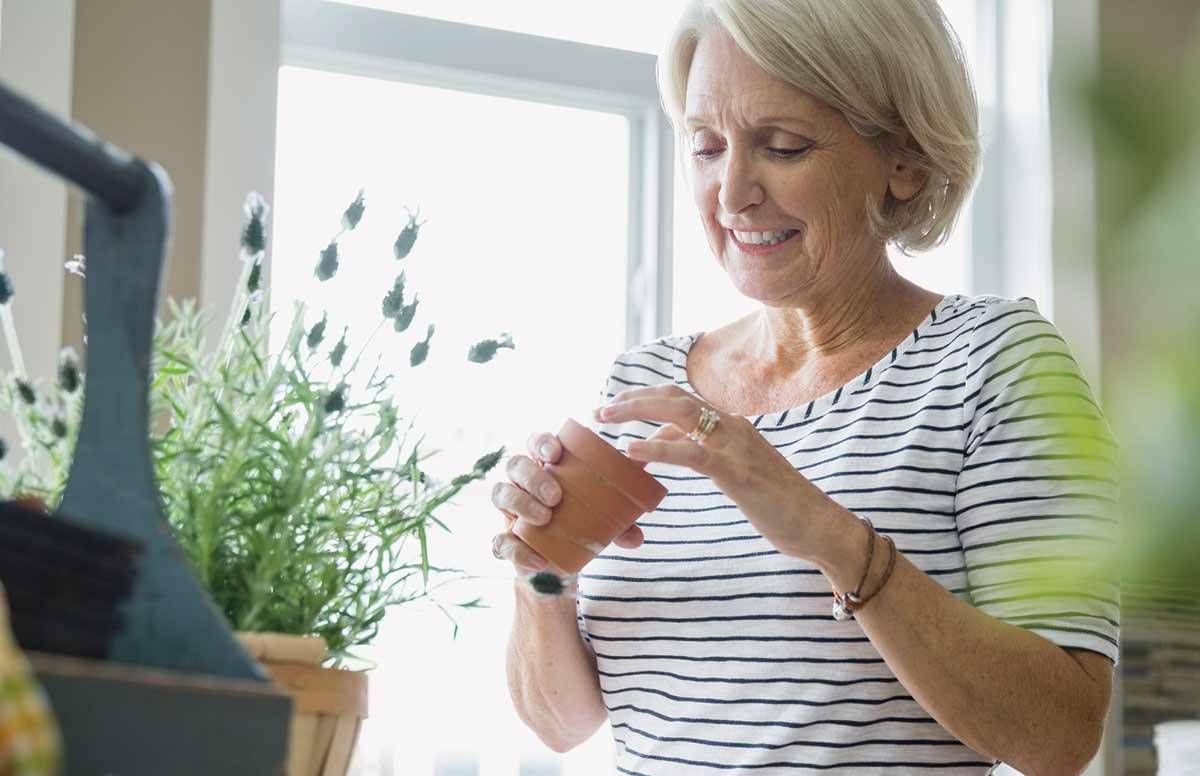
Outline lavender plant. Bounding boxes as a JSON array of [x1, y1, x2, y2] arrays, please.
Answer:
[[0, 192, 515, 659]]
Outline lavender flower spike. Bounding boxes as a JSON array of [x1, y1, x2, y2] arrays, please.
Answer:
[[241, 192, 270, 258]]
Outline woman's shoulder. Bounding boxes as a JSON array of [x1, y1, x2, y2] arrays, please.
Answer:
[[954, 294, 1068, 356], [598, 333, 696, 395], [616, 332, 697, 370], [943, 293, 1043, 327]]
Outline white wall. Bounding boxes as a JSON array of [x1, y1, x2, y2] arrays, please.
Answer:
[[200, 0, 281, 344], [0, 0, 74, 381]]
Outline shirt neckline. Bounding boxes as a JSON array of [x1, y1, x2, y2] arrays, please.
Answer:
[[677, 293, 964, 425]]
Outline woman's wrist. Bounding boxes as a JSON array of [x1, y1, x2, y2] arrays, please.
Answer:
[[808, 502, 870, 591], [806, 503, 896, 613]]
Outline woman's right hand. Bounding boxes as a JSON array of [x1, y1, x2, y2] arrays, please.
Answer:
[[491, 431, 645, 575]]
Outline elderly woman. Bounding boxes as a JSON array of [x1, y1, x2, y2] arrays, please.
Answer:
[[492, 1, 1119, 773]]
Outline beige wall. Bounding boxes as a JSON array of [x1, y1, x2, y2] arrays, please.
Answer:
[[62, 0, 213, 351]]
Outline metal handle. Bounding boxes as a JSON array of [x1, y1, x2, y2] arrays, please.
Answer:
[[0, 79, 144, 214]]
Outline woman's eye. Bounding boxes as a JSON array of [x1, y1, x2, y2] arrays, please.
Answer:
[[689, 146, 810, 160]]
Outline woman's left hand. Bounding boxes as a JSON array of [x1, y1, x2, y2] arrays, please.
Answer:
[[594, 385, 839, 561]]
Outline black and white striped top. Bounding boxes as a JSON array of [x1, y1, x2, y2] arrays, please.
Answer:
[[576, 293, 1120, 774]]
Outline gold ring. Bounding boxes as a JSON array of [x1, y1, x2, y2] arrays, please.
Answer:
[[687, 405, 720, 444]]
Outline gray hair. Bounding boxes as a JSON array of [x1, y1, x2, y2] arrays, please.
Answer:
[[658, 0, 980, 253]]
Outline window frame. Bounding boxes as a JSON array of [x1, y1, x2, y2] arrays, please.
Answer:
[[279, 0, 675, 350]]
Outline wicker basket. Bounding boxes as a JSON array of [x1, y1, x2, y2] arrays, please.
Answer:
[[237, 633, 368, 776]]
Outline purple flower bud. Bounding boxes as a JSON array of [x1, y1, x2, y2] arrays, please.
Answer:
[[324, 384, 347, 414], [247, 259, 263, 293], [393, 206, 424, 260], [409, 323, 434, 367], [330, 329, 348, 368], [16, 379, 35, 405], [393, 295, 419, 333], [381, 272, 406, 319], [307, 312, 328, 349], [58, 347, 81, 393], [316, 242, 339, 281], [342, 190, 366, 231], [467, 332, 515, 363], [241, 192, 270, 256]]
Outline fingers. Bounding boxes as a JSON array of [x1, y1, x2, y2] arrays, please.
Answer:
[[491, 529, 548, 574], [528, 431, 562, 465], [493, 480, 552, 526], [612, 523, 645, 549], [647, 423, 685, 442]]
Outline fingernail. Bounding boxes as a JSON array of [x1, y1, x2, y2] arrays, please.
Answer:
[[540, 481, 560, 504], [539, 442, 555, 460]]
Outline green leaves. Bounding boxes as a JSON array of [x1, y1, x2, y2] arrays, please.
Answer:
[[0, 190, 511, 661]]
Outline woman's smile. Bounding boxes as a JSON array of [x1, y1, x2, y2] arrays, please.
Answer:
[[727, 227, 801, 257]]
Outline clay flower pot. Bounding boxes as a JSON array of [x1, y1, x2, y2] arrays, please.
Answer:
[[513, 418, 668, 573], [236, 632, 368, 776]]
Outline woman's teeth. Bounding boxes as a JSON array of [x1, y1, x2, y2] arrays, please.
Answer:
[[732, 229, 798, 246]]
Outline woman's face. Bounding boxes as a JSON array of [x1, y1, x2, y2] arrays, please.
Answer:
[[684, 27, 911, 305]]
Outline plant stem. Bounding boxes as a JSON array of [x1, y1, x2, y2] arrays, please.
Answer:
[[212, 251, 259, 366]]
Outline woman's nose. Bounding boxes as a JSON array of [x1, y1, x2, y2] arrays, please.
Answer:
[[716, 148, 764, 215]]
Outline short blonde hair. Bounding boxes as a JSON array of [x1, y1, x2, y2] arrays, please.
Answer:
[[658, 0, 980, 253]]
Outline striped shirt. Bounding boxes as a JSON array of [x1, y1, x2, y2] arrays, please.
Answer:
[[576, 293, 1120, 774]]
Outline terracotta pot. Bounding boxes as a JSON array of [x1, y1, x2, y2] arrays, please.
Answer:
[[513, 417, 668, 573], [236, 632, 368, 776]]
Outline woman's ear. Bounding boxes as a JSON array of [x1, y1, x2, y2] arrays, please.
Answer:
[[887, 135, 930, 202], [888, 157, 929, 202]]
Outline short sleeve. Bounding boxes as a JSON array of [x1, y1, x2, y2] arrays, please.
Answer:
[[956, 298, 1120, 663]]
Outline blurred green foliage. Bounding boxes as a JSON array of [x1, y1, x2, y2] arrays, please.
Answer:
[[1088, 29, 1200, 593]]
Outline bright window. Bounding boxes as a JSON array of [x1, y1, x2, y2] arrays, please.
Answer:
[[272, 64, 629, 775]]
